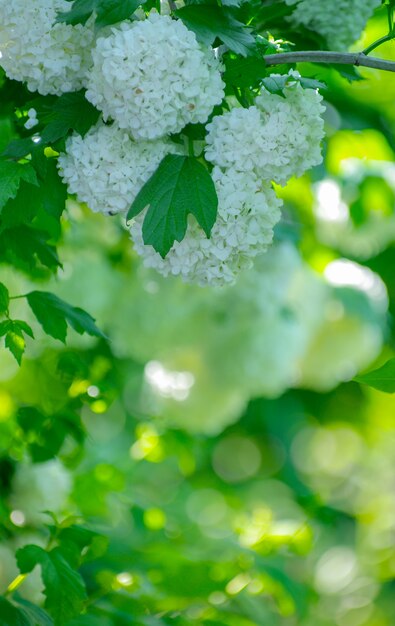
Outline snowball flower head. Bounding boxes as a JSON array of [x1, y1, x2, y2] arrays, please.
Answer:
[[130, 167, 282, 286], [205, 71, 325, 186], [86, 12, 225, 140], [285, 0, 381, 50], [58, 122, 180, 215], [0, 0, 95, 95]]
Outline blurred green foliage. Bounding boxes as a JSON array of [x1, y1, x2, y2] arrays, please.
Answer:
[[1, 3, 395, 626]]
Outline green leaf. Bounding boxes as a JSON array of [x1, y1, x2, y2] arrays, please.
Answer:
[[56, 525, 108, 568], [0, 226, 61, 273], [127, 155, 218, 258], [355, 358, 395, 393], [0, 319, 34, 364], [299, 77, 326, 91], [177, 5, 256, 56], [40, 92, 100, 144], [0, 180, 41, 232], [224, 56, 268, 88], [16, 545, 87, 625], [0, 318, 12, 337], [5, 328, 25, 364], [41, 161, 68, 220], [57, 0, 144, 27], [2, 138, 40, 159], [332, 64, 364, 82], [261, 73, 290, 96], [0, 281, 9, 314], [26, 291, 106, 343], [0, 161, 67, 239], [56, 0, 96, 24], [95, 0, 144, 28], [17, 406, 85, 463], [0, 161, 38, 211], [0, 596, 53, 626]]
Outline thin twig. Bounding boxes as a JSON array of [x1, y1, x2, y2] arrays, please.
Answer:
[[262, 50, 395, 73], [363, 33, 395, 56]]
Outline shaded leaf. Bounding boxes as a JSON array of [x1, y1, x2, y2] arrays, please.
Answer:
[[0, 226, 61, 273], [0, 281, 9, 314], [40, 92, 100, 144], [261, 73, 290, 96], [56, 0, 96, 24], [299, 77, 326, 90], [57, 0, 144, 27], [0, 596, 53, 626], [16, 545, 87, 626], [224, 55, 268, 88], [0, 161, 38, 211], [332, 64, 364, 82], [17, 406, 85, 463], [26, 291, 105, 343], [177, 5, 255, 56], [95, 0, 144, 28]]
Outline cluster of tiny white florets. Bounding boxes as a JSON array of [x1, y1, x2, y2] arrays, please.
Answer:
[[130, 168, 282, 286], [205, 71, 325, 185], [58, 122, 179, 215], [285, 0, 381, 50], [0, 0, 95, 95], [85, 12, 225, 140]]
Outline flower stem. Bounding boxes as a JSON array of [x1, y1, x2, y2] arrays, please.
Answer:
[[363, 33, 395, 56]]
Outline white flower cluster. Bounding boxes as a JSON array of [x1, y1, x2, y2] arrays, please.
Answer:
[[58, 122, 179, 215], [86, 12, 225, 140], [128, 72, 324, 285], [131, 167, 282, 286], [0, 0, 95, 95], [48, 15, 325, 286], [285, 0, 381, 50], [205, 71, 325, 185]]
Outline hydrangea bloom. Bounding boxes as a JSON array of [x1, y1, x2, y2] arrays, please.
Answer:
[[0, 0, 95, 95], [205, 71, 325, 185], [85, 12, 225, 140], [130, 167, 282, 286], [108, 244, 312, 433], [58, 122, 179, 215], [285, 0, 381, 50]]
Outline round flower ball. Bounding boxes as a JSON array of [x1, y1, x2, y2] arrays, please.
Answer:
[[58, 122, 180, 215], [85, 12, 225, 140], [205, 71, 325, 186], [140, 350, 248, 436], [130, 167, 283, 286], [296, 262, 388, 391], [0, 0, 95, 95], [285, 0, 381, 51]]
